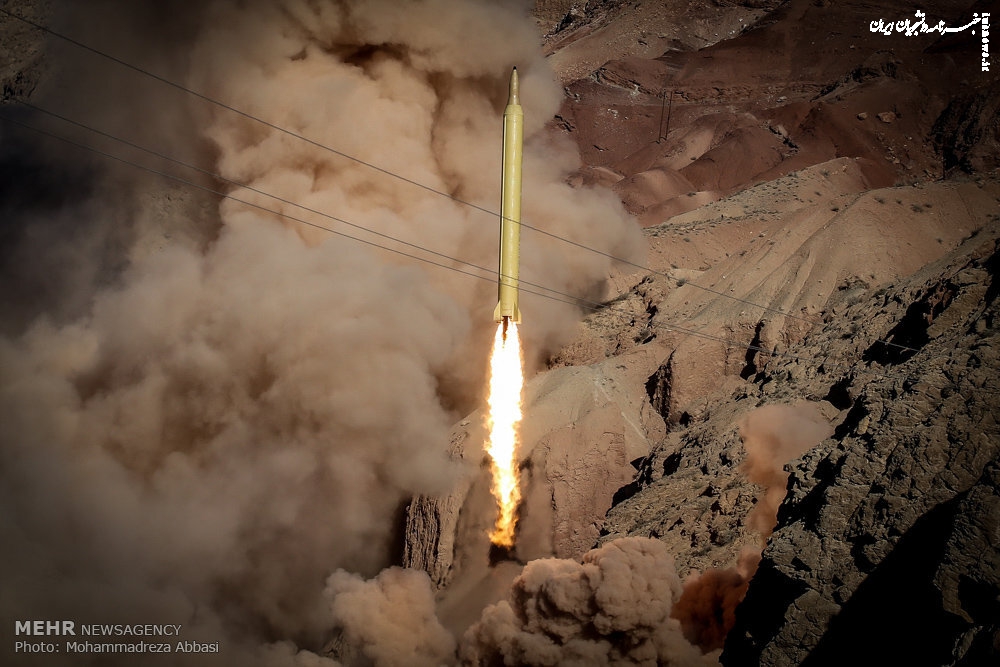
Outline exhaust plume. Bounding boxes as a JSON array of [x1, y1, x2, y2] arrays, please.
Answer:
[[486, 320, 524, 548], [459, 537, 720, 666], [326, 567, 455, 667], [1, 0, 641, 663]]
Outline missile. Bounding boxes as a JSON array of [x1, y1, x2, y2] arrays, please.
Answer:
[[494, 67, 523, 338]]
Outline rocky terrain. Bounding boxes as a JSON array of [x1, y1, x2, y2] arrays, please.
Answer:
[[0, 0, 48, 102], [2, 0, 998, 665], [723, 229, 1000, 664], [404, 0, 1000, 664]]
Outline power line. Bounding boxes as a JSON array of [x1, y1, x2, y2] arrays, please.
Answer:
[[0, 112, 945, 391], [0, 114, 498, 285], [19, 101, 620, 303], [14, 100, 921, 379], [0, 6, 921, 355], [2, 112, 635, 324], [15, 100, 576, 304]]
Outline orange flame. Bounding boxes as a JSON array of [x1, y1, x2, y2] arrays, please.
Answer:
[[486, 320, 523, 547]]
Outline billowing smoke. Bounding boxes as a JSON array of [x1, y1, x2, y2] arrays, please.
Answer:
[[459, 538, 720, 666], [326, 568, 454, 667], [0, 222, 467, 662], [671, 547, 761, 652], [185, 0, 643, 376], [0, 0, 641, 664], [672, 403, 833, 651]]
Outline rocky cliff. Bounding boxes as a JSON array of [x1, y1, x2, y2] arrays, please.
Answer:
[[402, 0, 1000, 652], [4, 1, 998, 665], [722, 227, 1000, 665], [405, 192, 1000, 664]]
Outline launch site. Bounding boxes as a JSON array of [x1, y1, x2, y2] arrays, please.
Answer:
[[1, 0, 997, 665]]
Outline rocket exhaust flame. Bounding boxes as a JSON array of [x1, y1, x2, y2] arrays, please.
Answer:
[[486, 318, 523, 548]]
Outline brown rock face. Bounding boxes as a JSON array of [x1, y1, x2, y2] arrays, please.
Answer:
[[933, 80, 1000, 175], [721, 233, 1000, 665], [0, 0, 48, 104], [404, 1, 1000, 660]]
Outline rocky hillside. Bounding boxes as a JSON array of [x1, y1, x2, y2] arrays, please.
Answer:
[[553, 0, 995, 224], [402, 0, 999, 664], [723, 228, 1000, 665], [404, 171, 999, 661], [0, 0, 48, 103], [594, 216, 1000, 664], [2, 0, 997, 664]]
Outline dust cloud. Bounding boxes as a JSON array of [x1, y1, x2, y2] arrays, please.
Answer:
[[186, 0, 643, 374], [460, 538, 720, 666], [739, 402, 834, 536], [326, 567, 455, 667], [0, 0, 640, 665], [672, 402, 833, 651]]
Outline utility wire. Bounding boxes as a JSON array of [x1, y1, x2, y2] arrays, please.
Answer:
[[13, 101, 921, 379], [0, 6, 921, 355], [16, 100, 577, 304], [1, 112, 944, 390], [0, 109, 659, 331], [3, 112, 638, 323], [0, 114, 501, 288], [21, 100, 656, 304]]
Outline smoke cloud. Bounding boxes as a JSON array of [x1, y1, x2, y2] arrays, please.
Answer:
[[671, 402, 833, 651], [459, 537, 720, 666], [326, 567, 455, 667], [186, 0, 643, 373], [1, 0, 641, 664], [0, 221, 466, 663], [671, 547, 761, 652]]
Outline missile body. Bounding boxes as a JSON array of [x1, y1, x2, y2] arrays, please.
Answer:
[[494, 67, 523, 336]]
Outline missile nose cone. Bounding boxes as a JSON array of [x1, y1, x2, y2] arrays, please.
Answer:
[[508, 67, 519, 105]]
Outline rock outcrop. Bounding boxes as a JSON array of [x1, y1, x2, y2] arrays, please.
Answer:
[[933, 80, 1000, 175], [0, 0, 48, 104], [721, 228, 1000, 665], [400, 1, 1000, 660], [404, 180, 1000, 658]]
